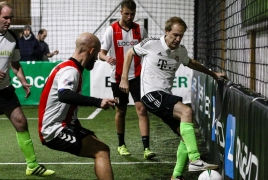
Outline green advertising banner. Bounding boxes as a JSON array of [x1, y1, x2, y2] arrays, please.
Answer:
[[10, 61, 90, 105]]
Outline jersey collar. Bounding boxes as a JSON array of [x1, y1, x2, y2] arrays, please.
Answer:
[[160, 35, 173, 55], [69, 57, 84, 73]]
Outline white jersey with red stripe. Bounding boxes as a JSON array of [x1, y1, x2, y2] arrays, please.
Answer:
[[0, 30, 21, 90], [101, 21, 148, 83], [38, 59, 82, 143], [133, 36, 191, 97]]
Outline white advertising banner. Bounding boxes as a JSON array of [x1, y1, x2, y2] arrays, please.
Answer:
[[90, 61, 192, 104]]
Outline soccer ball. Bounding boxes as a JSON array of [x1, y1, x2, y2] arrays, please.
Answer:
[[198, 170, 222, 180]]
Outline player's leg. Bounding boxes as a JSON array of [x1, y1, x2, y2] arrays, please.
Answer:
[[45, 125, 114, 180], [111, 82, 130, 155], [130, 77, 155, 159], [173, 102, 218, 171], [80, 135, 114, 180], [2, 86, 54, 176], [173, 102, 200, 160], [161, 117, 188, 178], [171, 141, 188, 180]]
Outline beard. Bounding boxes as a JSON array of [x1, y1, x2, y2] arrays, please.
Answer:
[[86, 57, 96, 70]]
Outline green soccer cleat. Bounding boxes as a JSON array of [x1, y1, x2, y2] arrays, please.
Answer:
[[144, 148, 156, 160], [117, 145, 131, 156], [26, 164, 55, 176]]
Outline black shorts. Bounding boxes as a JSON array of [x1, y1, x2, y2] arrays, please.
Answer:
[[142, 91, 182, 135], [44, 124, 95, 156], [111, 76, 141, 106], [0, 85, 21, 115]]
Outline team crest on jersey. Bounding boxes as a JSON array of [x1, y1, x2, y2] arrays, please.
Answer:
[[63, 79, 73, 86]]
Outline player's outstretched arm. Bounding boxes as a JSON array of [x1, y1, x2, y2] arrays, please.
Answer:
[[100, 98, 117, 110], [187, 59, 227, 80]]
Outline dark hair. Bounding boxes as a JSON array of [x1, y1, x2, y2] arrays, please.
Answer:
[[120, 0, 136, 11], [165, 17, 188, 32], [23, 25, 31, 31], [38, 29, 46, 35]]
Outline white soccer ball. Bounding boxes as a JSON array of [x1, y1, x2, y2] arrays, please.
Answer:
[[198, 170, 222, 180]]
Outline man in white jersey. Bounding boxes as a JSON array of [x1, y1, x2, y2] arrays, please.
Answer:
[[39, 32, 116, 180], [0, 1, 54, 176], [120, 17, 226, 180], [99, 0, 155, 159]]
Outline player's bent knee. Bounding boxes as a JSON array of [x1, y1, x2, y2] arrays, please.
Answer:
[[95, 146, 111, 159], [181, 106, 193, 121]]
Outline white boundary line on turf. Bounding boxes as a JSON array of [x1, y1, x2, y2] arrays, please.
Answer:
[[0, 118, 94, 120], [87, 108, 102, 119], [0, 108, 103, 120], [0, 162, 175, 165]]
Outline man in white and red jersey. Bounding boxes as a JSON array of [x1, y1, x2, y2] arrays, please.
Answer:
[[38, 32, 116, 180], [99, 0, 155, 159], [120, 17, 226, 180], [0, 1, 54, 176]]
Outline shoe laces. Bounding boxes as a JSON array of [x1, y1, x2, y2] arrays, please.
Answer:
[[119, 145, 128, 153]]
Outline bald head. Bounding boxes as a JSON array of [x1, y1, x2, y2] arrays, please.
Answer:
[[73, 32, 101, 70], [76, 32, 100, 51]]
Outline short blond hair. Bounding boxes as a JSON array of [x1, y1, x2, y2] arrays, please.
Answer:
[[165, 17, 188, 32], [0, 1, 13, 14]]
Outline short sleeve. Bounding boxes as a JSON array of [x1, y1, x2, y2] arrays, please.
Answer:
[[101, 26, 113, 51], [180, 46, 191, 66], [133, 38, 151, 56], [11, 49, 21, 62], [57, 67, 80, 92]]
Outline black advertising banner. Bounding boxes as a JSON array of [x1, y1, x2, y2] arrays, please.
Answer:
[[247, 97, 268, 179], [191, 72, 268, 180], [209, 79, 224, 170], [202, 75, 214, 151], [234, 97, 268, 180], [197, 72, 207, 126], [191, 70, 201, 119], [218, 85, 263, 180]]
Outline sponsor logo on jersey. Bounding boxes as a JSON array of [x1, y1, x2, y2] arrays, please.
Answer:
[[117, 39, 139, 47], [158, 59, 176, 71], [0, 50, 12, 56], [63, 79, 73, 86]]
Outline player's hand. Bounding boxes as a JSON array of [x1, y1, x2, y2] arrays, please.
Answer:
[[215, 72, 228, 81], [106, 56, 116, 66], [119, 79, 129, 94], [22, 82, 32, 98], [53, 50, 59, 55], [0, 70, 6, 82], [100, 98, 117, 110]]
